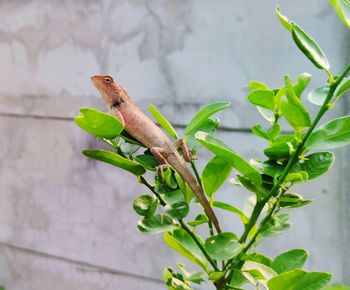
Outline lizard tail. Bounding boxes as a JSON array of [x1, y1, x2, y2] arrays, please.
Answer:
[[171, 160, 222, 233], [186, 175, 222, 233]]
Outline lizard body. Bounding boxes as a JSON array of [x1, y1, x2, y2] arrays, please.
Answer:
[[91, 75, 221, 233]]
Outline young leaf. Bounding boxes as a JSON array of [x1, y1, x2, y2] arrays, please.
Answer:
[[133, 195, 158, 217], [149, 104, 178, 139], [212, 201, 248, 223], [294, 152, 334, 180], [164, 201, 189, 219], [271, 249, 309, 274], [278, 193, 313, 209], [202, 156, 233, 198], [307, 86, 330, 106], [285, 171, 308, 184], [242, 261, 277, 289], [83, 150, 146, 176], [75, 107, 124, 139], [138, 215, 176, 234], [252, 123, 281, 141], [204, 232, 242, 260], [188, 214, 209, 227], [163, 268, 193, 290], [164, 229, 208, 271], [305, 116, 350, 150], [336, 77, 350, 98], [195, 132, 262, 185], [177, 263, 205, 285], [134, 154, 159, 171], [247, 90, 275, 110], [185, 102, 231, 136], [281, 75, 311, 130], [248, 81, 270, 90], [275, 5, 292, 31], [294, 72, 312, 97], [291, 23, 330, 70]]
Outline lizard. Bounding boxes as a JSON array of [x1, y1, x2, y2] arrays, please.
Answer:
[[91, 75, 222, 233]]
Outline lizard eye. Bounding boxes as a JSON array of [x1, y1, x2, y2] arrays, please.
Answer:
[[103, 76, 113, 84]]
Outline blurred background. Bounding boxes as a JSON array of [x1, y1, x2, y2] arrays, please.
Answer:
[[0, 1, 349, 289]]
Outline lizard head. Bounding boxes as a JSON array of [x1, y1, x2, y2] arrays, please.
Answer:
[[91, 75, 129, 108]]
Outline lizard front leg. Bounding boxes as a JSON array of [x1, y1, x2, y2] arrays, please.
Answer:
[[109, 107, 125, 126], [174, 139, 192, 162]]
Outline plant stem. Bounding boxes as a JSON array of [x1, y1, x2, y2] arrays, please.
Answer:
[[139, 174, 220, 272], [139, 175, 166, 206], [179, 219, 220, 271]]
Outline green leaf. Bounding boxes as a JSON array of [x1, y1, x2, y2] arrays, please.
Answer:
[[247, 90, 275, 110], [165, 202, 189, 219], [330, 0, 350, 29], [195, 132, 262, 185], [186, 118, 220, 152], [164, 229, 208, 271], [248, 81, 270, 90], [271, 249, 308, 274], [276, 5, 292, 31], [261, 213, 291, 237], [237, 175, 266, 198], [285, 171, 308, 184], [294, 152, 334, 179], [133, 195, 158, 217], [74, 107, 124, 139], [208, 271, 225, 282], [264, 142, 293, 160], [174, 172, 194, 204], [204, 232, 242, 260], [185, 102, 231, 136], [138, 215, 176, 234], [134, 154, 159, 171], [188, 214, 209, 227], [307, 86, 329, 106], [281, 75, 311, 130], [242, 261, 277, 288], [243, 253, 273, 267], [324, 283, 350, 290], [294, 271, 332, 290], [83, 150, 146, 175], [294, 73, 312, 97], [252, 123, 281, 141], [267, 269, 307, 290], [278, 193, 313, 209], [268, 270, 332, 290], [291, 23, 330, 70], [305, 116, 350, 150], [202, 156, 232, 198], [212, 201, 248, 223], [149, 104, 178, 139]]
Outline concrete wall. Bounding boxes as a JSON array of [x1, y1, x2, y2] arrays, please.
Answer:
[[0, 0, 349, 289]]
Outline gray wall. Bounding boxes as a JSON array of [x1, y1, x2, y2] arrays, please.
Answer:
[[0, 1, 349, 289]]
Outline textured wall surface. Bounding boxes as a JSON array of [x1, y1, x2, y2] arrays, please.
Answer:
[[0, 0, 349, 289]]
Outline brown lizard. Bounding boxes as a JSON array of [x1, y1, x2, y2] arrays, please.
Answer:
[[91, 75, 222, 233]]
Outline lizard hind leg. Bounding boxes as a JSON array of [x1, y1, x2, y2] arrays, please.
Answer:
[[150, 147, 170, 179], [174, 139, 193, 162]]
